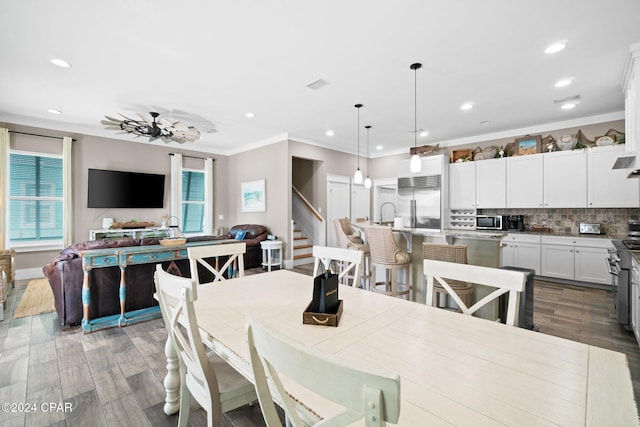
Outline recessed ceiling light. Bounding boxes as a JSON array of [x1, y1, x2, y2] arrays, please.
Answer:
[[419, 130, 429, 137], [47, 109, 62, 114], [545, 41, 566, 54], [50, 58, 71, 68], [555, 79, 572, 88], [460, 103, 473, 111], [561, 103, 576, 110], [325, 130, 334, 136], [245, 112, 255, 118], [376, 145, 383, 150]]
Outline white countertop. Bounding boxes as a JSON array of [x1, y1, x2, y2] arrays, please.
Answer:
[[391, 226, 506, 240]]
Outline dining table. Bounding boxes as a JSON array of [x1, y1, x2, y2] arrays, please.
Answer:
[[161, 269, 639, 426]]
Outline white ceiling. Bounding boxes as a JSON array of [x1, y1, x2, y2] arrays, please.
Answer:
[[1, 1, 640, 157]]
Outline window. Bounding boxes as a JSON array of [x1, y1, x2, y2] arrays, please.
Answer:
[[9, 152, 63, 245], [181, 170, 204, 234]]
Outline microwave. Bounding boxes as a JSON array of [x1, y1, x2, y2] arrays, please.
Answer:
[[476, 215, 505, 230]]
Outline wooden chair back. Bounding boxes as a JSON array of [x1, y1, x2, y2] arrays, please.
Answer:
[[312, 245, 363, 287], [154, 265, 256, 427], [246, 318, 401, 427], [188, 242, 246, 289], [423, 259, 526, 326]]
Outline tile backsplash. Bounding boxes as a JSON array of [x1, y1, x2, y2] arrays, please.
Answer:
[[479, 208, 640, 238]]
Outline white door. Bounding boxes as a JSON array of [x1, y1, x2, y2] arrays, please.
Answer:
[[327, 177, 350, 248], [351, 184, 371, 223]]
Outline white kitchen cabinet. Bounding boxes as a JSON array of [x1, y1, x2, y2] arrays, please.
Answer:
[[543, 150, 587, 208], [506, 155, 544, 208], [449, 158, 505, 209], [475, 158, 506, 208], [632, 257, 640, 344], [588, 145, 640, 207], [540, 236, 612, 285], [449, 161, 476, 209], [500, 233, 541, 274]]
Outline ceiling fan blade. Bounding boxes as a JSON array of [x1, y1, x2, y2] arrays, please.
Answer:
[[104, 115, 122, 123], [172, 121, 189, 132], [138, 113, 153, 125]]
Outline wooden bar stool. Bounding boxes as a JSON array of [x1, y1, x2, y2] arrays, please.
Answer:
[[363, 225, 411, 300], [422, 243, 474, 311], [334, 219, 372, 289]]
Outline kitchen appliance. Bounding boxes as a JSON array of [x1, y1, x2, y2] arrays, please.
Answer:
[[609, 240, 634, 330], [506, 215, 525, 231], [397, 175, 441, 229], [579, 223, 602, 235], [476, 215, 505, 230], [629, 220, 640, 238]]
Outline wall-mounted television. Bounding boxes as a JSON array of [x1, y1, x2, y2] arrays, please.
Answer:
[[87, 168, 165, 208]]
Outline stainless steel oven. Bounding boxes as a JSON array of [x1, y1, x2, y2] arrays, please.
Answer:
[[611, 240, 633, 330]]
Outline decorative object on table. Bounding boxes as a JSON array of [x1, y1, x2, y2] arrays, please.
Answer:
[[160, 216, 185, 245], [353, 103, 364, 184], [111, 220, 156, 229], [497, 146, 505, 158], [101, 111, 200, 143], [102, 217, 114, 229], [241, 179, 266, 212], [451, 149, 473, 163], [409, 62, 423, 173], [159, 238, 187, 247], [303, 263, 342, 326], [515, 134, 542, 155]]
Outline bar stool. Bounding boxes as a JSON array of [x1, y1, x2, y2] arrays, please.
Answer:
[[334, 219, 372, 289], [363, 225, 411, 300], [422, 243, 473, 310]]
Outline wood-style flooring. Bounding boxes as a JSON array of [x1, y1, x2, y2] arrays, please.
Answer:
[[0, 267, 638, 426]]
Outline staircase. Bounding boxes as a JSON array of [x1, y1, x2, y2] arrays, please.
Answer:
[[292, 228, 314, 266]]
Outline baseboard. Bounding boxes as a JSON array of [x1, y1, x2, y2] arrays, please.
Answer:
[[16, 268, 45, 281]]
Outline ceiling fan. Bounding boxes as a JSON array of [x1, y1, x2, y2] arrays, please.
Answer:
[[101, 111, 200, 143]]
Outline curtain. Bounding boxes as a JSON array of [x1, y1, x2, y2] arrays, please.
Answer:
[[0, 128, 8, 250], [63, 137, 73, 247], [204, 157, 214, 235], [170, 153, 183, 227]]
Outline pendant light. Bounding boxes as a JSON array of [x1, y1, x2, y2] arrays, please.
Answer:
[[364, 125, 372, 188], [409, 63, 422, 173], [353, 104, 363, 184]]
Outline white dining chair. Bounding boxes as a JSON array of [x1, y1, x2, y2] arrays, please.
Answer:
[[154, 265, 256, 427], [423, 259, 527, 326], [246, 318, 401, 427], [188, 242, 246, 288], [312, 245, 364, 287]]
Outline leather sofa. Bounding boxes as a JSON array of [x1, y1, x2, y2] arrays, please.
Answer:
[[43, 225, 269, 326]]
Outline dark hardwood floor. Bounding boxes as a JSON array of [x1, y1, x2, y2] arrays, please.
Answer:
[[0, 267, 638, 426]]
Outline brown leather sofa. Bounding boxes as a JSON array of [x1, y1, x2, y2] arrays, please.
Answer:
[[43, 225, 269, 326]]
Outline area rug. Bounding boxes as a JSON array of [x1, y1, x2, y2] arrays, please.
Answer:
[[13, 278, 55, 319]]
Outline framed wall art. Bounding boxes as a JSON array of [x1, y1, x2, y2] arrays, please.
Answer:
[[241, 179, 266, 212], [515, 134, 542, 156]]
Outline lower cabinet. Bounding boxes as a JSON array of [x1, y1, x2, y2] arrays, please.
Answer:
[[500, 234, 541, 275], [632, 258, 640, 344], [540, 236, 612, 286]]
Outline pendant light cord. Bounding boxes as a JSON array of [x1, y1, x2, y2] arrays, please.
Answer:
[[414, 65, 417, 150], [355, 104, 363, 169], [366, 125, 371, 175]]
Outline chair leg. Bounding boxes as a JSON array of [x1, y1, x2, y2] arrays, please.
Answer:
[[178, 380, 192, 427]]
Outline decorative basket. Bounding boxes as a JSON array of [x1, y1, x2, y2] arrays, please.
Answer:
[[112, 221, 156, 229], [159, 238, 187, 247]]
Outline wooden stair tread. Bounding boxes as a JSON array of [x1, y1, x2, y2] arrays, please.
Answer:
[[293, 253, 313, 260], [293, 236, 307, 240], [295, 244, 313, 249]]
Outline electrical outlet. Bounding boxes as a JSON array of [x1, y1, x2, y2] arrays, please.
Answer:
[[218, 214, 224, 220]]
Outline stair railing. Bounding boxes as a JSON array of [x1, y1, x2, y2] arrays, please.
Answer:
[[292, 187, 325, 262]]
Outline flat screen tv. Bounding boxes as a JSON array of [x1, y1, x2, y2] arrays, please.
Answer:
[[87, 168, 165, 208]]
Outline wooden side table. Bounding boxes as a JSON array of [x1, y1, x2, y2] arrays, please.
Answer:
[[260, 240, 283, 272]]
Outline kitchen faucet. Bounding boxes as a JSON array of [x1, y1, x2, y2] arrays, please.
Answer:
[[379, 202, 397, 224]]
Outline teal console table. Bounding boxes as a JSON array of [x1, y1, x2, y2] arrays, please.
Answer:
[[80, 240, 234, 333]]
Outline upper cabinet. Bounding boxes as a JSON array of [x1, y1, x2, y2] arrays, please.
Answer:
[[543, 150, 587, 208], [623, 42, 640, 168], [588, 145, 640, 207], [449, 158, 505, 209], [507, 155, 543, 208], [449, 145, 639, 209]]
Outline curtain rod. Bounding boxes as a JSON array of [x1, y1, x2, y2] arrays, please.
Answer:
[[8, 130, 76, 142], [169, 153, 215, 161]]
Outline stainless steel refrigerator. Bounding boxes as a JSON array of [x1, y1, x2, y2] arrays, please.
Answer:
[[397, 175, 442, 229]]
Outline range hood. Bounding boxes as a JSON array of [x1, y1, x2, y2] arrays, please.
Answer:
[[612, 151, 636, 169]]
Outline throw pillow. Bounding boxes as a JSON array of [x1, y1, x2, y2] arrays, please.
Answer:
[[235, 230, 247, 240]]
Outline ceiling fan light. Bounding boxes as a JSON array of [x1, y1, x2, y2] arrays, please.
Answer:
[[410, 154, 422, 173]]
